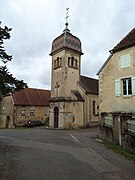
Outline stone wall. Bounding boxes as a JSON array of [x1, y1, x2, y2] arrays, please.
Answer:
[[49, 99, 84, 129], [99, 112, 135, 153]]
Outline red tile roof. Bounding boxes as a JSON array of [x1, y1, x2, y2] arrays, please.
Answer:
[[12, 88, 51, 106], [111, 28, 135, 53], [79, 76, 98, 95]]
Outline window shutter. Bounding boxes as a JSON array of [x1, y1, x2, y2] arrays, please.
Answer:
[[115, 79, 120, 96], [120, 56, 126, 68], [132, 76, 135, 95], [120, 53, 131, 68], [125, 53, 130, 67]]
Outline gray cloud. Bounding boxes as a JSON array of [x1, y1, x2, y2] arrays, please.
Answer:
[[1, 0, 135, 89]]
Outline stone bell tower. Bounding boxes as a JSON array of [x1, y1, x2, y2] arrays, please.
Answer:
[[49, 9, 84, 129]]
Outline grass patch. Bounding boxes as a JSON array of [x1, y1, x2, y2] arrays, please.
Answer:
[[102, 140, 135, 162]]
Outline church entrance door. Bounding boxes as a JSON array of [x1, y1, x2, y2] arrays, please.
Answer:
[[54, 107, 59, 128]]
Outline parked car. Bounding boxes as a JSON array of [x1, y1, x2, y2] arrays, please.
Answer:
[[26, 120, 46, 127]]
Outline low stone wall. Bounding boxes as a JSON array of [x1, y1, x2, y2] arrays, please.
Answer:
[[99, 112, 135, 153]]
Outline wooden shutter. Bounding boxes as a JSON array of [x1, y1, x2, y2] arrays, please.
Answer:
[[120, 53, 131, 68], [132, 76, 135, 95], [115, 79, 120, 96]]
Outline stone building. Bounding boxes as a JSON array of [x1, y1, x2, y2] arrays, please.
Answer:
[[49, 23, 99, 129], [1, 88, 50, 128], [97, 28, 135, 152]]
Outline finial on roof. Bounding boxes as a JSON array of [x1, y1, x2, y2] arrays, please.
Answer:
[[63, 7, 70, 32]]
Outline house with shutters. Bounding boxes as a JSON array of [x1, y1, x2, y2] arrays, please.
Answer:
[[97, 28, 135, 152], [1, 88, 51, 128]]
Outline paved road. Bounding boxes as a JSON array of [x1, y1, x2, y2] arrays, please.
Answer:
[[0, 127, 135, 180]]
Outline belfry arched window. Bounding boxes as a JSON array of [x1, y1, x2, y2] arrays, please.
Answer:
[[54, 57, 61, 69], [71, 57, 74, 66], [68, 56, 78, 68]]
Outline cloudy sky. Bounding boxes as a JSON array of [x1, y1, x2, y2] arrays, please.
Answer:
[[1, 0, 135, 90]]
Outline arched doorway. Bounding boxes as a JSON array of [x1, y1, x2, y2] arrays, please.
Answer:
[[54, 107, 59, 128], [5, 116, 10, 128]]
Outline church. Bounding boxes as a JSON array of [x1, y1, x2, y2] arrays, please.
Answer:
[[49, 19, 99, 129]]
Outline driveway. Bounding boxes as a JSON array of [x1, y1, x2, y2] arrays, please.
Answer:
[[0, 127, 135, 180]]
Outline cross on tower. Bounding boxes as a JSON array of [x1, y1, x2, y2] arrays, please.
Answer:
[[55, 81, 60, 97]]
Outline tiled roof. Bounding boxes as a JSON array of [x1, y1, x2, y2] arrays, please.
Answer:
[[111, 28, 135, 53], [50, 30, 83, 55], [12, 88, 51, 106], [71, 90, 84, 101], [79, 76, 98, 95]]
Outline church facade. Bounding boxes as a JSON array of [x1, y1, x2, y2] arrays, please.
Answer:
[[49, 24, 99, 129]]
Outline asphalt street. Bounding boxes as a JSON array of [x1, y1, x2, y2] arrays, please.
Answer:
[[0, 127, 135, 180]]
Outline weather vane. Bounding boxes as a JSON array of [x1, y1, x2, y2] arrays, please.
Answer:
[[64, 7, 69, 30], [65, 7, 69, 24]]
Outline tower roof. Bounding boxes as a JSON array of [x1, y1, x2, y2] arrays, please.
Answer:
[[50, 8, 83, 55], [50, 29, 83, 55]]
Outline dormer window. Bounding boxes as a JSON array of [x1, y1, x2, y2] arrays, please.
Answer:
[[68, 56, 78, 68], [54, 57, 61, 69]]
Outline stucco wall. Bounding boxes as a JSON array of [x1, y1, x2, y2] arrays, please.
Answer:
[[89, 95, 99, 123], [51, 50, 81, 98], [14, 105, 49, 126], [78, 85, 99, 126], [49, 100, 83, 129], [99, 46, 135, 114], [1, 96, 13, 128]]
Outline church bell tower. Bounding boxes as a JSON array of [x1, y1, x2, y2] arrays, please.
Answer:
[[49, 8, 84, 129]]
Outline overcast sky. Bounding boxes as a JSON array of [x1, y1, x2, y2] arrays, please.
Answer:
[[1, 0, 135, 90]]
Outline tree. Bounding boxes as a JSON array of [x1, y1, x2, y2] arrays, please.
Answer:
[[0, 21, 27, 123], [0, 22, 12, 63], [0, 66, 27, 96], [0, 21, 27, 95]]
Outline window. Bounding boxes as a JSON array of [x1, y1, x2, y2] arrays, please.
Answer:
[[74, 59, 77, 67], [123, 78, 132, 95], [115, 77, 135, 96], [21, 106, 26, 116], [30, 106, 35, 116], [120, 53, 131, 68], [71, 57, 74, 66], [68, 57, 70, 66], [54, 57, 61, 69], [68, 56, 78, 68]]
